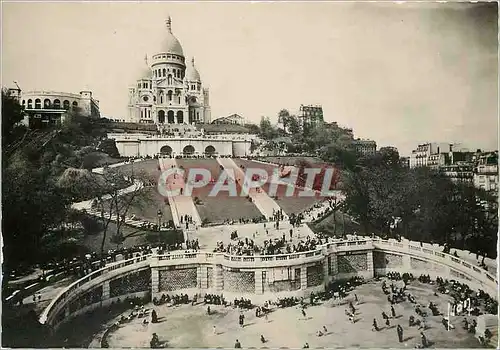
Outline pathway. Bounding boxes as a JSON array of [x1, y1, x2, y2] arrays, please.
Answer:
[[158, 158, 202, 229], [217, 157, 286, 221]]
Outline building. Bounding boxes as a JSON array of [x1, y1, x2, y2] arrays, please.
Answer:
[[409, 142, 451, 168], [474, 151, 498, 194], [20, 90, 100, 128], [440, 163, 474, 184], [127, 17, 211, 125], [298, 104, 324, 128], [212, 114, 245, 126], [353, 138, 377, 156], [400, 157, 410, 168]]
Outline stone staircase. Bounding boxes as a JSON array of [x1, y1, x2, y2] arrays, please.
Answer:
[[217, 157, 287, 221], [158, 158, 202, 228]]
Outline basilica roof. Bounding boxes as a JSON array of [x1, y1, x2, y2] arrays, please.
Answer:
[[160, 17, 184, 57]]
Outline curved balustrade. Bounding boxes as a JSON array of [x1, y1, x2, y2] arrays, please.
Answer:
[[39, 238, 497, 330]]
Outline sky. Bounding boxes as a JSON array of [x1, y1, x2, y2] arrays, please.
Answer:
[[2, 1, 498, 156]]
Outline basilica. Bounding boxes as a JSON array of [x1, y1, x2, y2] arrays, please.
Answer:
[[127, 17, 211, 125]]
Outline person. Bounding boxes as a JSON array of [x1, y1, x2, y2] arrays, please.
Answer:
[[151, 309, 158, 323], [386, 318, 390, 327], [382, 311, 389, 320], [260, 335, 266, 343], [235, 339, 242, 348], [207, 306, 211, 315], [420, 332, 428, 348], [354, 294, 359, 303], [303, 343, 310, 348], [239, 313, 245, 327], [302, 309, 307, 319], [391, 305, 396, 318], [372, 319, 379, 332], [323, 326, 328, 333], [397, 325, 404, 343], [150, 333, 159, 348], [213, 325, 217, 335]]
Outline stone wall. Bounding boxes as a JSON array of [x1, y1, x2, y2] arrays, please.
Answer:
[[223, 270, 255, 293], [306, 265, 324, 287], [410, 257, 446, 274], [338, 253, 368, 273], [109, 269, 151, 298], [68, 286, 103, 314], [159, 268, 197, 291], [207, 267, 213, 289], [373, 251, 404, 269]]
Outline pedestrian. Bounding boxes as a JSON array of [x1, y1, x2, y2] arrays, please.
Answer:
[[354, 294, 358, 303], [235, 339, 241, 348], [302, 309, 307, 319], [303, 342, 309, 348], [397, 325, 404, 343], [323, 326, 328, 333], [213, 325, 217, 335], [420, 332, 428, 348], [260, 335, 266, 343], [382, 311, 388, 320], [391, 305, 396, 318], [372, 318, 379, 332], [386, 318, 390, 327], [207, 306, 211, 315]]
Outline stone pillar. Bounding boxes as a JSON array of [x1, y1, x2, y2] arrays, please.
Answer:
[[102, 280, 110, 300], [403, 255, 411, 271], [255, 270, 264, 294], [331, 253, 339, 276], [198, 266, 208, 290], [366, 250, 374, 279], [151, 268, 160, 294], [300, 266, 308, 290], [323, 256, 330, 285], [213, 265, 224, 292]]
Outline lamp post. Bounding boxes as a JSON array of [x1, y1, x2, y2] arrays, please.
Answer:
[[157, 209, 163, 231]]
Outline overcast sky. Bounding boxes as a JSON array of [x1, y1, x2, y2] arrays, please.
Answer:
[[2, 2, 498, 155]]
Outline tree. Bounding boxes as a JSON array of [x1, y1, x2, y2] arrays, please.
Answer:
[[57, 167, 153, 255], [259, 116, 278, 140]]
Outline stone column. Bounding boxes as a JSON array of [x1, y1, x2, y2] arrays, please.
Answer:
[[213, 265, 224, 292], [323, 256, 330, 286], [255, 270, 264, 294], [102, 280, 110, 300], [151, 268, 160, 294], [300, 266, 308, 290], [331, 253, 339, 276], [366, 250, 374, 279], [198, 266, 208, 290], [402, 255, 411, 271]]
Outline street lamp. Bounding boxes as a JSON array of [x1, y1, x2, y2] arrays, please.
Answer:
[[157, 209, 163, 231]]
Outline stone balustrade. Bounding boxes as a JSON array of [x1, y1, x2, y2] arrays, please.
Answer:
[[39, 238, 498, 331]]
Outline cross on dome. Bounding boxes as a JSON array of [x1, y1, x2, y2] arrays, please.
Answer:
[[165, 16, 172, 33]]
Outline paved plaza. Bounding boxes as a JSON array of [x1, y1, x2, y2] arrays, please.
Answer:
[[98, 280, 480, 348]]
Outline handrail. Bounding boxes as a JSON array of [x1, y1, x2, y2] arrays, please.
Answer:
[[40, 237, 497, 328], [39, 254, 152, 325]]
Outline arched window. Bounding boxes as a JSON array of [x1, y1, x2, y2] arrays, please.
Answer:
[[35, 99, 41, 109], [63, 100, 70, 109], [72, 101, 78, 109], [167, 110, 175, 124], [27, 99, 33, 109], [167, 90, 173, 102], [53, 99, 61, 109], [167, 75, 172, 85], [154, 71, 157, 78], [44, 99, 51, 108], [173, 70, 177, 78], [159, 92, 164, 104], [22, 100, 25, 106], [141, 110, 143, 119], [176, 111, 184, 124], [158, 110, 165, 124], [148, 110, 151, 118], [163, 68, 167, 77]]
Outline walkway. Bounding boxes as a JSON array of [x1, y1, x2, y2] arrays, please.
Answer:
[[158, 158, 202, 228], [217, 157, 287, 221]]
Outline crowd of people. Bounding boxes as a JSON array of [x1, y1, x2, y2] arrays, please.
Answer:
[[213, 234, 321, 256]]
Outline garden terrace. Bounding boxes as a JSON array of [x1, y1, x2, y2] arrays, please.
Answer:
[[232, 158, 322, 215], [175, 158, 262, 224], [113, 159, 162, 180]]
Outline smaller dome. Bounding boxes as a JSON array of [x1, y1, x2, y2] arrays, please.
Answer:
[[138, 55, 153, 80], [187, 57, 201, 82]]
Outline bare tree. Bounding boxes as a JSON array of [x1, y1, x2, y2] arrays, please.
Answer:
[[58, 166, 153, 255]]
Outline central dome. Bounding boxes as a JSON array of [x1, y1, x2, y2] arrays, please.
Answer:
[[161, 17, 184, 57]]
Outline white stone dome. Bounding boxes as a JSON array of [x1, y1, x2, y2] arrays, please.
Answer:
[[187, 57, 201, 81], [138, 55, 153, 80], [161, 17, 184, 57]]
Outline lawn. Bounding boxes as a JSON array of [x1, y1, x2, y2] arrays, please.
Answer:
[[256, 156, 323, 166], [233, 158, 321, 215], [113, 159, 162, 181], [176, 158, 262, 224]]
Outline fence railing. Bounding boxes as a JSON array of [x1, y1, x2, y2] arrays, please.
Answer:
[[39, 238, 497, 328]]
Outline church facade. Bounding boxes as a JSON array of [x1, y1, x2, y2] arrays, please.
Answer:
[[127, 17, 211, 125]]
